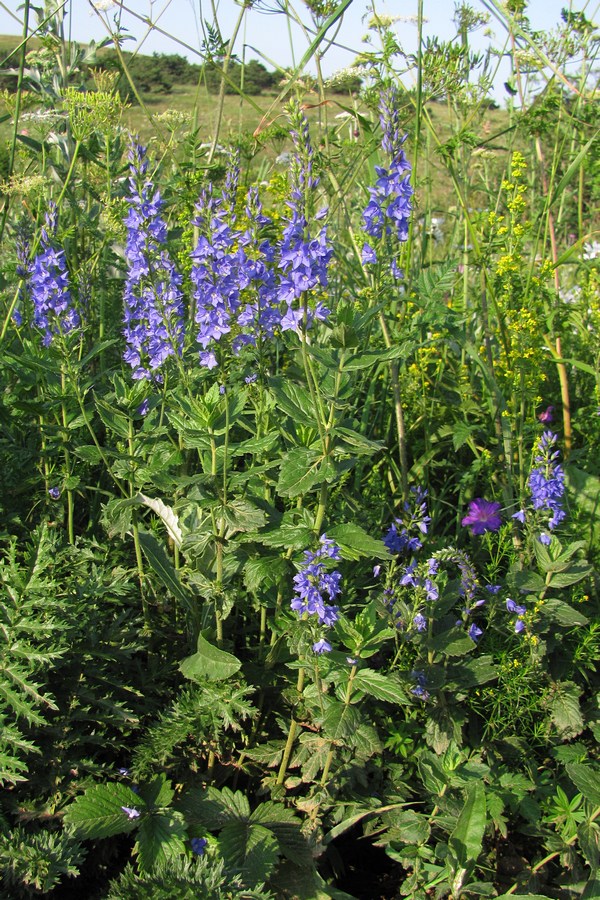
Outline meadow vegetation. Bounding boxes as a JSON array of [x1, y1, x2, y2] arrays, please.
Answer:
[[0, 1, 598, 897]]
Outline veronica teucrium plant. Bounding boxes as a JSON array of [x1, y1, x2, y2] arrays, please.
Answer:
[[123, 142, 185, 380], [30, 203, 79, 346]]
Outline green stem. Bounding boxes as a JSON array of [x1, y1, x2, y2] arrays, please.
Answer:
[[276, 666, 305, 786], [60, 367, 75, 545], [319, 664, 357, 788], [128, 417, 149, 628]]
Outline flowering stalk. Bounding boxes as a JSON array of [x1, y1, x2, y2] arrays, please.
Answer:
[[123, 142, 185, 382], [360, 86, 414, 499]]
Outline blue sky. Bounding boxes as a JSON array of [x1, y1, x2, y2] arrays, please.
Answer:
[[0, 0, 597, 92]]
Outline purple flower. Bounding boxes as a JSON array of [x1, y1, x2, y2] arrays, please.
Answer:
[[191, 174, 280, 366], [361, 243, 377, 265], [313, 638, 332, 653], [411, 670, 429, 700], [191, 837, 208, 856], [468, 623, 483, 642], [528, 431, 566, 532], [538, 405, 554, 424], [123, 143, 184, 380], [291, 534, 342, 627], [48, 486, 61, 500], [461, 499, 502, 535], [384, 487, 430, 554], [512, 509, 526, 524], [121, 806, 140, 819], [29, 203, 79, 346], [506, 598, 526, 615], [413, 612, 427, 632], [362, 87, 413, 247], [275, 109, 333, 332]]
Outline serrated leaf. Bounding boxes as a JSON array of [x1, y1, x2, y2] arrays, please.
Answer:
[[343, 344, 410, 370], [447, 656, 497, 689], [219, 821, 279, 886], [95, 397, 130, 438], [578, 821, 600, 873], [277, 447, 322, 497], [417, 259, 459, 301], [429, 631, 475, 657], [326, 523, 390, 560], [137, 773, 174, 810], [566, 763, 600, 807], [179, 633, 241, 683], [452, 421, 476, 452], [269, 378, 318, 426], [136, 530, 192, 610], [352, 669, 409, 704], [541, 599, 588, 627], [546, 564, 592, 589], [321, 702, 362, 742], [351, 723, 384, 760], [134, 810, 188, 872], [549, 682, 584, 737], [137, 494, 182, 546], [250, 801, 312, 867], [449, 782, 486, 868], [244, 556, 288, 593], [73, 444, 106, 464], [244, 742, 283, 767], [64, 783, 143, 839]]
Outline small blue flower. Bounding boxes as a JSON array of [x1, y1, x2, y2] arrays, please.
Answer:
[[121, 806, 141, 819], [48, 486, 61, 500], [413, 613, 427, 632], [191, 837, 208, 856], [123, 142, 184, 381], [468, 623, 483, 643], [313, 638, 332, 654]]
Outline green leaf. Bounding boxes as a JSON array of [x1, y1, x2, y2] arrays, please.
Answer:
[[137, 773, 174, 810], [64, 783, 143, 839], [250, 801, 313, 867], [137, 530, 192, 611], [352, 669, 409, 705], [577, 821, 599, 874], [581, 877, 600, 900], [541, 599, 588, 627], [447, 656, 497, 689], [547, 564, 592, 589], [452, 421, 477, 452], [219, 821, 279, 886], [429, 631, 475, 657], [269, 378, 319, 426], [449, 782, 486, 868], [327, 523, 390, 560], [417, 259, 459, 302], [73, 444, 106, 464], [321, 702, 362, 742], [95, 397, 130, 439], [244, 556, 289, 593], [566, 763, 600, 807], [179, 633, 242, 683], [134, 810, 188, 872], [343, 344, 411, 370], [549, 682, 584, 738], [276, 448, 322, 497], [385, 808, 430, 845]]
